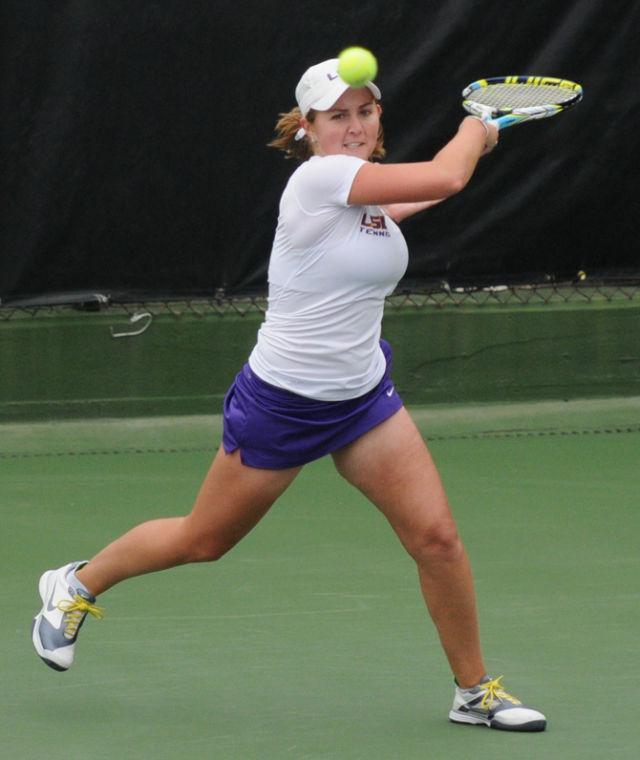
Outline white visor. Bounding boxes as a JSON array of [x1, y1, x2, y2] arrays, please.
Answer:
[[295, 58, 382, 117]]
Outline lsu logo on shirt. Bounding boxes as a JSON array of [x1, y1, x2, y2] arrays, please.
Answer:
[[360, 212, 391, 237]]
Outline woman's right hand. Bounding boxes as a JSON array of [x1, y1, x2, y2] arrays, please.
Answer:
[[483, 121, 499, 155], [463, 116, 499, 155]]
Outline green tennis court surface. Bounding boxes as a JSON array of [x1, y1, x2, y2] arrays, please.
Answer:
[[2, 398, 639, 759]]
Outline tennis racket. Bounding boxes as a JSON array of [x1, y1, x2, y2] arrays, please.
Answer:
[[462, 75, 583, 130]]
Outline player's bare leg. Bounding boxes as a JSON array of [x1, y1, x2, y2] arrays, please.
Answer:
[[332, 407, 485, 686], [332, 408, 546, 730], [33, 448, 300, 670], [76, 447, 301, 594]]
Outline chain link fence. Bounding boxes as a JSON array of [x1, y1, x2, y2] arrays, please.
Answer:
[[2, 279, 640, 322]]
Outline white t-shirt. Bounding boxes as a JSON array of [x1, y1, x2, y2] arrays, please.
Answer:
[[248, 154, 409, 401]]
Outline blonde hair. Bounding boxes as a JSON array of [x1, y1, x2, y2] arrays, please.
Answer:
[[268, 106, 386, 161]]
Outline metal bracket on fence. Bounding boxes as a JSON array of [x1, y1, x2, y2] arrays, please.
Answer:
[[110, 311, 153, 338]]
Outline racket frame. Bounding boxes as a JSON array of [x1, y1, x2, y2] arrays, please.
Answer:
[[462, 75, 583, 129]]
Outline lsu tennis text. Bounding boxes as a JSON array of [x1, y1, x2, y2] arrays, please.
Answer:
[[360, 213, 391, 237]]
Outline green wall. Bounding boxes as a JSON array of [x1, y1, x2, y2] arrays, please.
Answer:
[[1, 298, 639, 421]]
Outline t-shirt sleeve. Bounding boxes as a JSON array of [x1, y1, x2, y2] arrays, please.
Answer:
[[292, 155, 366, 214]]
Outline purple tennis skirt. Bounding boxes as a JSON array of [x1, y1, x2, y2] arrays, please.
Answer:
[[222, 339, 403, 469]]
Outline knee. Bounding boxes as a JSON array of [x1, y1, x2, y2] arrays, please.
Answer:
[[186, 539, 232, 563], [179, 521, 236, 564], [405, 519, 464, 565]]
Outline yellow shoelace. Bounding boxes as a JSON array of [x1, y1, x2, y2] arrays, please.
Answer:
[[480, 676, 522, 708], [58, 595, 104, 639]]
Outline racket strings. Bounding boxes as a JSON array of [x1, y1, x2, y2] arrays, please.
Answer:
[[467, 83, 577, 108]]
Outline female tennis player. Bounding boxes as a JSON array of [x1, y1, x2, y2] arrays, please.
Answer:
[[32, 58, 545, 732]]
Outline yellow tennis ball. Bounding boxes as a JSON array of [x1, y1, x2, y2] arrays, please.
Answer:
[[337, 46, 378, 87]]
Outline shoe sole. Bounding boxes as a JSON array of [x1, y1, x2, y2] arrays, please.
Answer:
[[32, 569, 69, 672], [449, 710, 546, 732]]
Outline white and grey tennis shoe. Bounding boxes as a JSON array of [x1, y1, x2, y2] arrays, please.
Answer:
[[449, 675, 546, 731], [31, 561, 103, 671]]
